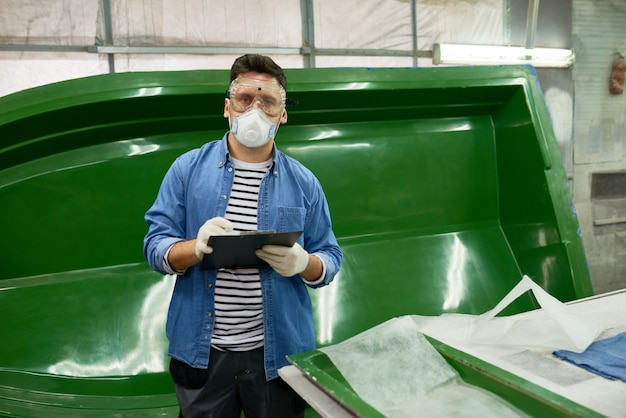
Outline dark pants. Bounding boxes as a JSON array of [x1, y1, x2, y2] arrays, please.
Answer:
[[169, 347, 306, 418]]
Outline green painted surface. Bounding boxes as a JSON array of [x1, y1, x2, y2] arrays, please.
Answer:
[[0, 66, 592, 416]]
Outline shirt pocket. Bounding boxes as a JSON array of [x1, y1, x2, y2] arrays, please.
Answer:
[[278, 206, 306, 233]]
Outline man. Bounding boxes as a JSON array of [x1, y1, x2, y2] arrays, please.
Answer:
[[143, 54, 342, 418]]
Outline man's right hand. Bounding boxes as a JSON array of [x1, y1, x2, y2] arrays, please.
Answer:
[[194, 217, 234, 260]]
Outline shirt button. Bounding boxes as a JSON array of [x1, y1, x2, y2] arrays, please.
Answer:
[[228, 167, 233, 172], [207, 312, 213, 317], [208, 283, 213, 288], [221, 195, 227, 200]]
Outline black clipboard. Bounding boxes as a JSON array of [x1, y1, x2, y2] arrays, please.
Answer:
[[199, 230, 303, 270]]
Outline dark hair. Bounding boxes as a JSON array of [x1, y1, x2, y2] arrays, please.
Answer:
[[230, 54, 287, 91]]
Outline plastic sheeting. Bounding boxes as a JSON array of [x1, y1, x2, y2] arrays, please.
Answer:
[[0, 0, 504, 97], [310, 289, 626, 417], [314, 0, 413, 51], [319, 316, 526, 418], [416, 276, 605, 353], [0, 0, 98, 45], [0, 0, 105, 96], [96, 0, 503, 51], [414, 0, 504, 49], [98, 0, 303, 48]]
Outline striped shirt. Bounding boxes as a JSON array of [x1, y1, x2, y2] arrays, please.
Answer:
[[211, 157, 271, 351]]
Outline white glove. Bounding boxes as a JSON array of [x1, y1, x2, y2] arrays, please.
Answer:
[[194, 217, 234, 260], [256, 243, 309, 277]]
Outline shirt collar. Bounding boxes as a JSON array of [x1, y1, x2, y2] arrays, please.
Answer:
[[218, 133, 278, 168]]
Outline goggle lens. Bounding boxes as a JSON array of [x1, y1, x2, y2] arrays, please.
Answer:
[[227, 78, 286, 117]]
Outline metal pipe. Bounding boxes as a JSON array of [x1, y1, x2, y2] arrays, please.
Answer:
[[102, 0, 115, 73], [300, 0, 316, 68], [525, 0, 540, 50], [411, 0, 418, 67]]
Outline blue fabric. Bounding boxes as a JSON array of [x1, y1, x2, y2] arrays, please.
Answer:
[[143, 134, 342, 380], [553, 332, 626, 382]]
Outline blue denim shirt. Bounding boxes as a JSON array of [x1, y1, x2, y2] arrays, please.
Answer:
[[143, 135, 342, 380]]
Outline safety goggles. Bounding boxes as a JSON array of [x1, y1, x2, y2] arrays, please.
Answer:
[[226, 78, 287, 117]]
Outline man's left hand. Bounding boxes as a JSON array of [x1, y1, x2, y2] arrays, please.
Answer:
[[256, 243, 309, 277]]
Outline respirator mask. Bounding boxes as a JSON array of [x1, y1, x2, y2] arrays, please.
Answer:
[[227, 77, 286, 148], [230, 107, 279, 148]]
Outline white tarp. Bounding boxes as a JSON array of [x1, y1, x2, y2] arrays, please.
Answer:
[[99, 0, 303, 47], [0, 0, 98, 45], [0, 0, 504, 97]]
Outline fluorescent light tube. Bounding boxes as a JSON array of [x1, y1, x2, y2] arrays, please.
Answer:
[[432, 44, 575, 68]]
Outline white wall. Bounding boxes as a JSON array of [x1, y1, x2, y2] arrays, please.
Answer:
[[571, 0, 626, 294]]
